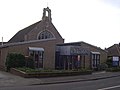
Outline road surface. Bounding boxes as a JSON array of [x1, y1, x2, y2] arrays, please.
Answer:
[[1, 76, 120, 90]]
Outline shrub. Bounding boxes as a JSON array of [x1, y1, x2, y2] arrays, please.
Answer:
[[5, 53, 25, 71], [106, 67, 120, 72], [97, 63, 108, 71], [106, 57, 113, 68]]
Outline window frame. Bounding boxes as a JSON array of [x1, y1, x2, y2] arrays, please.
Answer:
[[37, 30, 55, 40]]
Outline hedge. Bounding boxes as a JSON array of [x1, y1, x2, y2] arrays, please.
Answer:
[[5, 53, 25, 71]]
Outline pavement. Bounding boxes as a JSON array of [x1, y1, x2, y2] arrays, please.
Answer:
[[0, 71, 120, 87]]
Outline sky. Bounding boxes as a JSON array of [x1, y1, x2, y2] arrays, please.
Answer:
[[0, 0, 120, 49]]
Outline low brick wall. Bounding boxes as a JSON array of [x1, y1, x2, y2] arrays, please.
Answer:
[[10, 68, 28, 77], [10, 68, 92, 78]]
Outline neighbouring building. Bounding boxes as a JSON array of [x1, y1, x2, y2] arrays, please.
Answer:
[[106, 44, 120, 67], [0, 7, 64, 70], [55, 42, 107, 70]]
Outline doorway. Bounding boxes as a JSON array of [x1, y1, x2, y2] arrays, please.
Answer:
[[29, 47, 44, 68]]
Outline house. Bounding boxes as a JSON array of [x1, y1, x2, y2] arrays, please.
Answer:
[[106, 44, 120, 66], [0, 7, 64, 70], [55, 41, 107, 70]]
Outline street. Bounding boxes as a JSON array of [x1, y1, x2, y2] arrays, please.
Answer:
[[1, 76, 120, 90]]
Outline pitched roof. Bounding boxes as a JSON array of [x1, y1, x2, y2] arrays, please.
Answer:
[[8, 7, 63, 43], [8, 21, 40, 43], [107, 44, 120, 56]]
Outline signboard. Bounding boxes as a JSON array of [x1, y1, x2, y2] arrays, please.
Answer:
[[113, 57, 119, 61], [70, 46, 90, 55], [112, 56, 119, 66], [57, 46, 90, 55]]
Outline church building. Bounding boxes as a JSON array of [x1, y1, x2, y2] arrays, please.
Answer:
[[0, 7, 107, 71], [0, 7, 64, 70]]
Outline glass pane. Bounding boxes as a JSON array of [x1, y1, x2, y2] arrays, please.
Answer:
[[38, 30, 54, 40]]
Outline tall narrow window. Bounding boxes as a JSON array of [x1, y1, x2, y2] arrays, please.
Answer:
[[91, 52, 100, 68]]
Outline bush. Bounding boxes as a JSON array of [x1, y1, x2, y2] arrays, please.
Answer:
[[106, 67, 120, 72], [97, 63, 108, 71], [106, 57, 113, 68], [5, 53, 25, 71]]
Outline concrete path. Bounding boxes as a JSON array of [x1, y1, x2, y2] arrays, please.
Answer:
[[0, 71, 41, 87], [0, 71, 120, 87]]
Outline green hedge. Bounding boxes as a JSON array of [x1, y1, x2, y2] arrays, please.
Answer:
[[106, 57, 113, 68], [5, 53, 25, 71], [106, 67, 120, 72]]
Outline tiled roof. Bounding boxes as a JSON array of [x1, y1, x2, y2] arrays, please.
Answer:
[[8, 21, 40, 43], [8, 7, 63, 44], [107, 44, 120, 56]]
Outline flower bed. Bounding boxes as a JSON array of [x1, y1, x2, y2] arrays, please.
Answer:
[[10, 68, 92, 78]]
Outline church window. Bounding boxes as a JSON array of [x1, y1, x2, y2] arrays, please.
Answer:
[[38, 30, 54, 40]]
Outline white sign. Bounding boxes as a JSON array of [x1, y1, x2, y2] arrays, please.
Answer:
[[113, 56, 119, 61]]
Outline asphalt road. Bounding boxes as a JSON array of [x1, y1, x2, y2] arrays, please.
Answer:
[[1, 76, 120, 90]]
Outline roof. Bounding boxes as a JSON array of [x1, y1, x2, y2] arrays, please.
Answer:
[[57, 41, 106, 52], [8, 7, 63, 43], [8, 21, 40, 43], [106, 44, 120, 56], [0, 38, 56, 49]]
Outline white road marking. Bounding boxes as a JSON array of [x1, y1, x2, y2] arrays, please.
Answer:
[[98, 85, 120, 90]]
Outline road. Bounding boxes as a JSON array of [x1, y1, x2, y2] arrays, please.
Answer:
[[1, 76, 120, 90]]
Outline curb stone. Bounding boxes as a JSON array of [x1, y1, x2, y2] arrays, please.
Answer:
[[31, 74, 120, 86]]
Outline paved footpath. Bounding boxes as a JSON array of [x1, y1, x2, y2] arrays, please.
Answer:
[[0, 71, 120, 87]]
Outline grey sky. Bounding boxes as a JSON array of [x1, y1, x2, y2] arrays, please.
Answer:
[[0, 0, 120, 49], [103, 0, 120, 8]]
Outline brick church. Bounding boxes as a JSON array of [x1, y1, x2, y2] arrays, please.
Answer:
[[0, 7, 64, 70], [0, 7, 107, 70]]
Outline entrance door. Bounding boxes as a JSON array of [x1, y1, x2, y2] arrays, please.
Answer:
[[29, 47, 44, 68]]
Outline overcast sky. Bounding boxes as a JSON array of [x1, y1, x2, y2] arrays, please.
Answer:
[[0, 0, 120, 49]]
